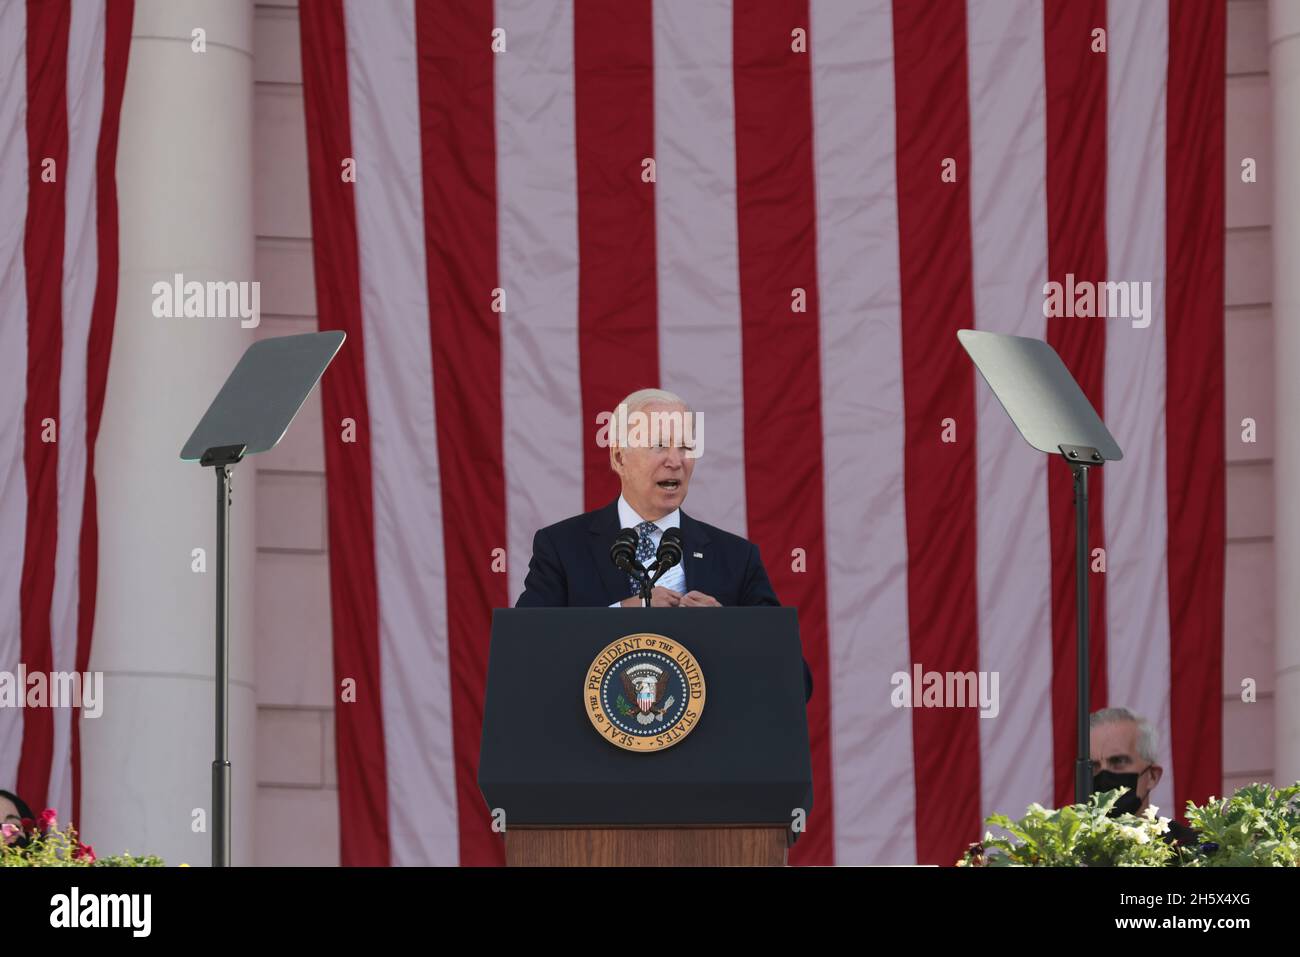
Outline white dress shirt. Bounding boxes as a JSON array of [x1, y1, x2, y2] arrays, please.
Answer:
[[610, 494, 687, 605]]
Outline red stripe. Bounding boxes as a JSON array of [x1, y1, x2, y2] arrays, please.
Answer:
[[574, 0, 659, 512], [891, 0, 982, 865], [733, 2, 834, 866], [1043, 0, 1109, 807], [71, 0, 133, 828], [17, 0, 71, 812], [413, 0, 507, 868], [299, 0, 390, 866], [1166, 0, 1224, 822]]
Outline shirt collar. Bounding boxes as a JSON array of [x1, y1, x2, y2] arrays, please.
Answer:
[[617, 494, 680, 533]]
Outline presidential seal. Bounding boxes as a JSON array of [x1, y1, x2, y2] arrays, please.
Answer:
[[584, 633, 706, 752]]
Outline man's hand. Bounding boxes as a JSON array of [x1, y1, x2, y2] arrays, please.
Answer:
[[679, 590, 721, 607], [620, 587, 683, 608]]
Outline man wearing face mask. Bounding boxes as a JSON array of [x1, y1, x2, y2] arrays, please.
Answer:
[[1089, 707, 1197, 846]]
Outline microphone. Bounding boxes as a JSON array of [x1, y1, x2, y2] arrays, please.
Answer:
[[610, 527, 639, 573], [650, 527, 683, 586], [611, 528, 650, 605], [608, 522, 650, 605]]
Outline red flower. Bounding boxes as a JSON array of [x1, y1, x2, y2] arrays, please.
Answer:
[[20, 817, 34, 831], [37, 809, 57, 832], [73, 841, 95, 864]]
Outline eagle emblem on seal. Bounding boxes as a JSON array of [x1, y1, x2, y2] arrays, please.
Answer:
[[618, 663, 676, 726]]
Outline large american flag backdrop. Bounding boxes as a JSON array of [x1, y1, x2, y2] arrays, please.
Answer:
[[0, 0, 1225, 870], [0, 0, 132, 828], [297, 0, 1225, 867]]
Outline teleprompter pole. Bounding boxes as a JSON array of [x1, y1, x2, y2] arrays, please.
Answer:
[[201, 443, 245, 867], [1062, 444, 1103, 804]]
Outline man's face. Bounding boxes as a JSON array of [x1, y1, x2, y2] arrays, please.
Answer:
[[1089, 719, 1160, 811], [609, 401, 696, 521]]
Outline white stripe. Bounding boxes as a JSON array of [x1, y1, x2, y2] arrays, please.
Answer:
[[652, 0, 746, 536], [47, 0, 107, 822], [0, 0, 28, 788], [492, 0, 584, 605], [345, 0, 458, 865], [1104, 0, 1173, 817], [811, 0, 916, 865], [966, 0, 1055, 823]]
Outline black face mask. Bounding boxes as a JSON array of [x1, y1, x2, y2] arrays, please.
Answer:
[[1092, 767, 1151, 816]]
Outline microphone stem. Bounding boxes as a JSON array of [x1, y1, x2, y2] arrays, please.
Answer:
[[648, 561, 677, 589]]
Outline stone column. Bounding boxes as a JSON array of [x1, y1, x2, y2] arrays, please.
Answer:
[[82, 0, 257, 865], [1270, 0, 1300, 788]]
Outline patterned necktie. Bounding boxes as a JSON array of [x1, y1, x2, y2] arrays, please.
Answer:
[[628, 520, 659, 596]]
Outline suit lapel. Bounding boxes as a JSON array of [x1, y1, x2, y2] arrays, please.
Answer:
[[679, 510, 713, 597], [589, 498, 632, 604]]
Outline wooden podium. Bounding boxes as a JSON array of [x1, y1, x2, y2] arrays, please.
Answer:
[[504, 825, 790, 867], [479, 608, 813, 868]]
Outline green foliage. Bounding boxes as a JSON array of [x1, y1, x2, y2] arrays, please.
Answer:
[[1181, 782, 1300, 867], [960, 789, 1176, 867], [959, 782, 1300, 867], [0, 811, 164, 867], [87, 853, 167, 868]]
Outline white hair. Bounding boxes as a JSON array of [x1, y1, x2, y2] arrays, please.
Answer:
[[1090, 707, 1159, 764], [613, 387, 691, 417]]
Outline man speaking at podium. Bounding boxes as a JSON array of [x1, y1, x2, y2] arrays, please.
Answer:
[[515, 388, 812, 700]]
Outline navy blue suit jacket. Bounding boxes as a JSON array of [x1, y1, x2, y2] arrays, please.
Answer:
[[515, 498, 812, 700]]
